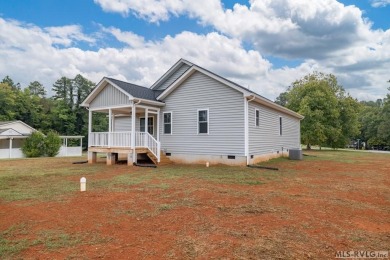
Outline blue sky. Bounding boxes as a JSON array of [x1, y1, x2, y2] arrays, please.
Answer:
[[0, 0, 389, 100]]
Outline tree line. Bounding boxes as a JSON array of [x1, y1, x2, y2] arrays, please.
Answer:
[[0, 75, 107, 142], [1, 72, 389, 150], [276, 73, 390, 150]]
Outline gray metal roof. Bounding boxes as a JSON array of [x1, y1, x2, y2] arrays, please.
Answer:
[[106, 77, 158, 101]]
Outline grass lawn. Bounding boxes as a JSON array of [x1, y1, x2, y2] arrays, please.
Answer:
[[0, 150, 389, 259]]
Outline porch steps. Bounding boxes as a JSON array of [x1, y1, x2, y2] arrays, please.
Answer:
[[147, 152, 173, 166], [135, 148, 173, 166]]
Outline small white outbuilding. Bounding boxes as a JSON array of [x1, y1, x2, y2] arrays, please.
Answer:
[[0, 120, 84, 159]]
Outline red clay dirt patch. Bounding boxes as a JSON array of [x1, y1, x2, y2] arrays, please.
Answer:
[[0, 151, 389, 259]]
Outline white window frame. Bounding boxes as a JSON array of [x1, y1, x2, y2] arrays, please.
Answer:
[[140, 116, 154, 135], [197, 108, 209, 134], [255, 108, 260, 127], [279, 116, 283, 136], [163, 112, 173, 135]]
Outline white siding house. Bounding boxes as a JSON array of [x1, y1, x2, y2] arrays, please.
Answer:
[[81, 59, 303, 166]]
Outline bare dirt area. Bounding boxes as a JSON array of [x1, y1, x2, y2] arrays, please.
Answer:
[[0, 151, 389, 259]]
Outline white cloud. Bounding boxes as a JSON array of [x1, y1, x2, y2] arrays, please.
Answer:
[[93, 0, 185, 22], [91, 0, 390, 100], [0, 18, 275, 98], [370, 0, 390, 7], [45, 25, 95, 46], [0, 13, 389, 102], [93, 0, 374, 59], [211, 0, 374, 60], [101, 26, 145, 48]]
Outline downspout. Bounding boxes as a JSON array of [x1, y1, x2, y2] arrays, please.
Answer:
[[245, 95, 256, 166]]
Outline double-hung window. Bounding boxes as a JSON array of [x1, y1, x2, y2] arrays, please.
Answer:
[[198, 109, 209, 134], [163, 112, 172, 134], [255, 109, 260, 127], [279, 116, 283, 136]]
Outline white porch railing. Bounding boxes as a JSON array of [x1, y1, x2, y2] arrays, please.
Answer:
[[89, 132, 132, 148], [135, 132, 160, 162], [89, 131, 160, 162]]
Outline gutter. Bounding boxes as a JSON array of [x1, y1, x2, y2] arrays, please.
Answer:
[[246, 93, 304, 120]]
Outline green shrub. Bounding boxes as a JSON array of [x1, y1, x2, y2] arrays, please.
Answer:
[[21, 131, 46, 158], [44, 131, 62, 157]]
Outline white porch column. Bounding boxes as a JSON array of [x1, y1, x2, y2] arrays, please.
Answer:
[[157, 108, 160, 162], [88, 110, 92, 148], [9, 138, 13, 158], [131, 102, 136, 163], [88, 110, 92, 134], [144, 108, 148, 147], [80, 137, 83, 155], [157, 108, 160, 142], [65, 137, 68, 156], [108, 108, 112, 147], [244, 97, 249, 165], [112, 113, 115, 132]]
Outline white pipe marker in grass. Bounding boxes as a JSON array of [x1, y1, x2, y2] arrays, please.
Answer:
[[80, 177, 86, 192]]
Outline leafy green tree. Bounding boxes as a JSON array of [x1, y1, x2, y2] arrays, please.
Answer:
[[332, 96, 361, 148], [14, 89, 45, 129], [0, 83, 17, 121], [52, 77, 72, 104], [275, 92, 288, 106], [50, 100, 76, 136], [28, 81, 46, 97], [285, 72, 360, 149], [358, 101, 382, 147], [45, 131, 62, 157], [72, 74, 95, 134], [377, 85, 390, 145], [1, 75, 20, 90], [21, 131, 46, 157], [51, 75, 95, 136]]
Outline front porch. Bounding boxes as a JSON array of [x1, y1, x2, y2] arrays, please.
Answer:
[[87, 103, 162, 166]]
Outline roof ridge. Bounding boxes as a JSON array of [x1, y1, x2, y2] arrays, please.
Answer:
[[106, 77, 149, 89]]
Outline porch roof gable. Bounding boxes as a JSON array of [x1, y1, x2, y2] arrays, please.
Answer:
[[0, 120, 37, 133], [81, 78, 164, 107], [150, 58, 193, 90], [0, 128, 24, 136]]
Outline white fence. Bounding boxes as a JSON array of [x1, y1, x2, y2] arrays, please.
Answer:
[[0, 136, 83, 159], [57, 146, 83, 157], [0, 148, 23, 159], [0, 146, 82, 159]]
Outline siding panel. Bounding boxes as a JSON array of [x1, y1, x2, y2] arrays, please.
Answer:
[[160, 71, 245, 156], [156, 64, 191, 90], [113, 114, 157, 138], [248, 102, 300, 155], [90, 84, 132, 109], [114, 116, 132, 132]]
